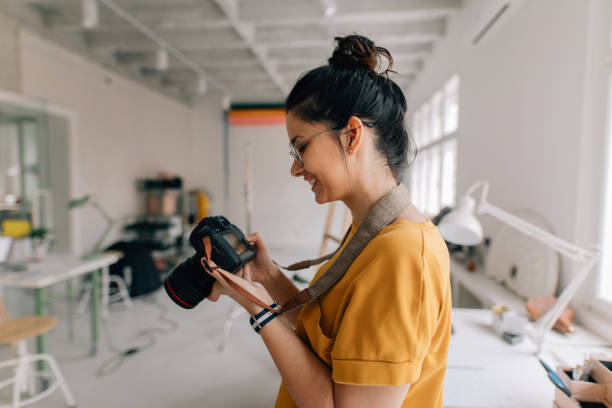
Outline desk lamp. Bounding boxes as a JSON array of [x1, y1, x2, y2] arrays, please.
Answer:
[[438, 181, 602, 353], [68, 194, 114, 257]]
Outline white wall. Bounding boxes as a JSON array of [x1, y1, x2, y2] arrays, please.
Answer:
[[227, 124, 331, 265], [0, 13, 20, 93], [3, 16, 322, 263], [405, 0, 602, 300], [14, 28, 225, 255], [191, 93, 227, 216]]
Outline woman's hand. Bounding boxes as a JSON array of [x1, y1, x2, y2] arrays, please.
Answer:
[[244, 232, 280, 285], [207, 262, 275, 315]]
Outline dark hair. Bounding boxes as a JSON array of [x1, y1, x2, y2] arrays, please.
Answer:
[[285, 34, 416, 181]]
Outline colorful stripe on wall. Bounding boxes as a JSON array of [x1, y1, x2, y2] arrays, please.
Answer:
[[228, 108, 286, 126]]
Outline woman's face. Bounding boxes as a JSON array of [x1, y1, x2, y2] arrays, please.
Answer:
[[286, 112, 349, 204]]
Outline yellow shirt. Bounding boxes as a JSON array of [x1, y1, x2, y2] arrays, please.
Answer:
[[274, 219, 452, 407]]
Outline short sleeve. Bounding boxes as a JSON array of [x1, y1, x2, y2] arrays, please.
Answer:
[[329, 233, 438, 386]]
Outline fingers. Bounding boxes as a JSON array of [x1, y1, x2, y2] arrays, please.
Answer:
[[208, 281, 222, 302], [243, 263, 253, 282], [246, 232, 266, 249]]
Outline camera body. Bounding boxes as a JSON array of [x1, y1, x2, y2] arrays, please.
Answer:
[[164, 216, 256, 309], [188, 216, 255, 274]]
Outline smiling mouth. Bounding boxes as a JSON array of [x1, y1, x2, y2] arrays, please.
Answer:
[[307, 178, 317, 187]]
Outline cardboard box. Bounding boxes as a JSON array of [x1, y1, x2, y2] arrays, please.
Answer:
[[554, 388, 611, 408], [557, 366, 607, 402], [591, 356, 612, 385]]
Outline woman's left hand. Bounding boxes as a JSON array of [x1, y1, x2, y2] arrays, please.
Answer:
[[207, 262, 275, 315]]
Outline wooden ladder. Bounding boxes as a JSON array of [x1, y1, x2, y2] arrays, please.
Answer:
[[319, 202, 352, 256]]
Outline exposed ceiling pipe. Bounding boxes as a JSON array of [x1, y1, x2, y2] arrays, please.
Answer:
[[155, 48, 169, 71], [197, 76, 208, 95], [97, 0, 229, 94], [81, 0, 99, 29]]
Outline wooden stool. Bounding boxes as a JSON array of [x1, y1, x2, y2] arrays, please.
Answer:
[[0, 310, 76, 407]]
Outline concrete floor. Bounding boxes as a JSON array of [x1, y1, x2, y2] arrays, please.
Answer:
[[0, 287, 283, 408]]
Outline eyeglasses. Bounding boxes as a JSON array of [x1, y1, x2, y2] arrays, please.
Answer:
[[289, 121, 375, 168]]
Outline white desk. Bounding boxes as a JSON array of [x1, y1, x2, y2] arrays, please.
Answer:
[[446, 308, 612, 407], [450, 258, 525, 311], [0, 252, 120, 357]]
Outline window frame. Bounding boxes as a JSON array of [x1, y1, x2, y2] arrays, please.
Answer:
[[409, 75, 460, 216], [589, 41, 612, 320], [583, 5, 612, 326]]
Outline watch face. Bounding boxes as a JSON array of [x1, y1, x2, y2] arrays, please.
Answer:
[[222, 231, 246, 255]]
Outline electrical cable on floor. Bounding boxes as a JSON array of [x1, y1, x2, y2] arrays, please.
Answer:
[[95, 293, 179, 377]]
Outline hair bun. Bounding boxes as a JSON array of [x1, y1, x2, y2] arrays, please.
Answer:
[[328, 35, 394, 75]]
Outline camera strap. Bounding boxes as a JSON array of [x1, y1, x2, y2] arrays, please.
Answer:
[[273, 228, 351, 272], [201, 183, 411, 315], [279, 183, 411, 314], [200, 237, 284, 313]]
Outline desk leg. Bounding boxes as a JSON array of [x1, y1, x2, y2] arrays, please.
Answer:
[[451, 276, 462, 308], [34, 288, 49, 372], [66, 280, 75, 341], [90, 268, 101, 356], [101, 265, 110, 319]]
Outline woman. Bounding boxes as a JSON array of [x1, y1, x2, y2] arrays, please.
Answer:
[[207, 34, 452, 408]]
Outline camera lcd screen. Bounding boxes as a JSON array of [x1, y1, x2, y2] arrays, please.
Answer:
[[223, 232, 247, 255]]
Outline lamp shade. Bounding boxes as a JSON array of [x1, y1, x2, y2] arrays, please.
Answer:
[[438, 196, 483, 246]]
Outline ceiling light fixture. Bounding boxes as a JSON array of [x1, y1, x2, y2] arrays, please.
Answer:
[[81, 0, 99, 29], [322, 0, 337, 18], [222, 93, 232, 111], [156, 48, 169, 71], [197, 76, 208, 95]]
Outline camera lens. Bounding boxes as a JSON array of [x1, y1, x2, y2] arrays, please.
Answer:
[[164, 256, 216, 309]]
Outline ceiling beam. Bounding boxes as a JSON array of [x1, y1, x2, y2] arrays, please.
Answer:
[[263, 34, 439, 51], [255, 8, 459, 28], [213, 0, 289, 95], [92, 40, 250, 53], [273, 50, 429, 69], [50, 6, 457, 33], [93, 0, 230, 94], [239, 0, 461, 21], [160, 67, 271, 83]]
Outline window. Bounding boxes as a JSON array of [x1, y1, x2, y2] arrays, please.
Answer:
[[408, 75, 460, 216], [427, 146, 441, 215], [441, 139, 458, 208], [420, 102, 431, 147], [444, 75, 460, 135], [430, 92, 442, 142]]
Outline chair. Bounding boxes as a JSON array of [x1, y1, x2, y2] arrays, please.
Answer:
[[0, 298, 76, 407], [76, 267, 132, 319]]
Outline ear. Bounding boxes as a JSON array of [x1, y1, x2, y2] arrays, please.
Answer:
[[345, 116, 365, 154]]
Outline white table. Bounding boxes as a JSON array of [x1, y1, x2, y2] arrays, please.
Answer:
[[446, 308, 612, 407], [0, 252, 120, 358], [450, 258, 525, 311]]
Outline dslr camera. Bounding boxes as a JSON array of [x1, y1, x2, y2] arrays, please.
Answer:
[[164, 216, 256, 309]]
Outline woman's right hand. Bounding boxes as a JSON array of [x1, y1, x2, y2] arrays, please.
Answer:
[[245, 232, 279, 285]]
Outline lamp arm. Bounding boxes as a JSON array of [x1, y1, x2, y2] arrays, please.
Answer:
[[530, 255, 601, 353], [92, 222, 114, 254], [90, 202, 114, 255], [477, 201, 597, 262], [462, 180, 603, 354], [477, 199, 602, 354], [92, 202, 114, 224], [465, 180, 490, 205]]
